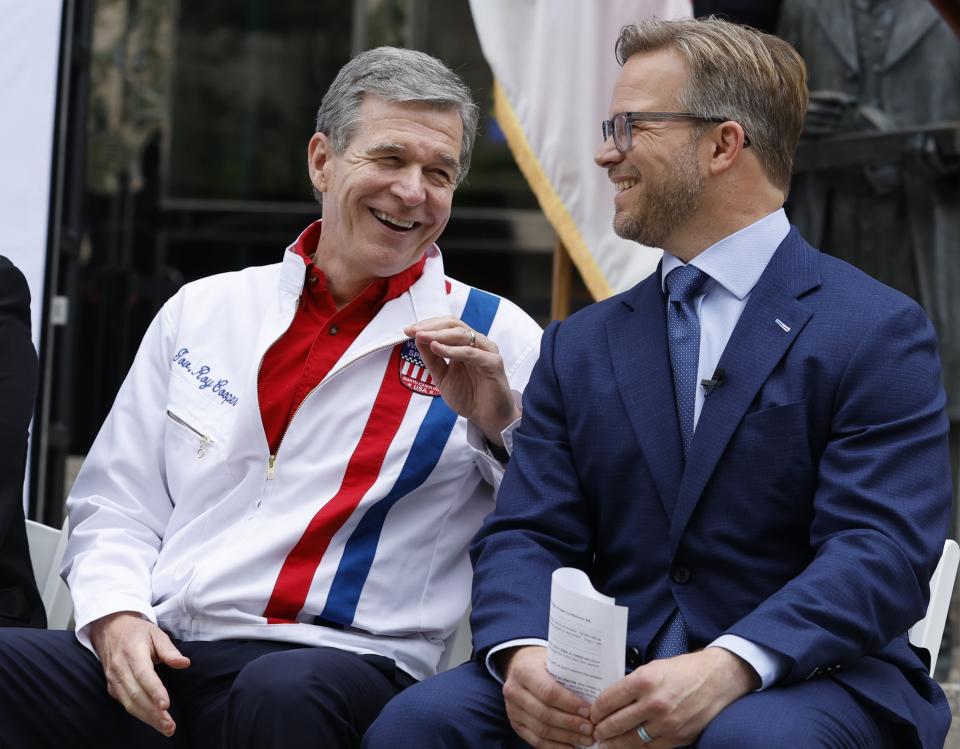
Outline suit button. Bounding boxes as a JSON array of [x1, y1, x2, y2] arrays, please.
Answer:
[[670, 566, 691, 584], [625, 646, 641, 669]]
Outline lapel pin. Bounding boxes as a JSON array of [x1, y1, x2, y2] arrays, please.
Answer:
[[775, 318, 791, 333]]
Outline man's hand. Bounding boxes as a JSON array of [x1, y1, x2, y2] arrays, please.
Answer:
[[405, 317, 520, 445], [591, 648, 758, 748], [499, 645, 594, 748], [88, 611, 191, 737]]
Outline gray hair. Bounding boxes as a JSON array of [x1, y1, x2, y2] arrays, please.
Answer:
[[315, 47, 479, 190], [615, 17, 808, 192]]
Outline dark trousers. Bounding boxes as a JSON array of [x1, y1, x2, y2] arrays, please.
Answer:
[[363, 658, 897, 749], [0, 629, 414, 749]]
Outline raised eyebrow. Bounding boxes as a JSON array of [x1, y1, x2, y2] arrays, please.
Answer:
[[435, 153, 460, 175], [363, 142, 460, 177], [363, 142, 406, 157]]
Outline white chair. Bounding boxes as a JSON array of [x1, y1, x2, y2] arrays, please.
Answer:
[[908, 538, 960, 677], [24, 518, 74, 629]]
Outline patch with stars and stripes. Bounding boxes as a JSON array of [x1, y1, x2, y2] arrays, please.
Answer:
[[398, 339, 441, 397]]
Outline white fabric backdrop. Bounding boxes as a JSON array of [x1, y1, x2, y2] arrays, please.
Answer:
[[469, 0, 692, 299], [0, 0, 64, 348], [0, 0, 65, 508]]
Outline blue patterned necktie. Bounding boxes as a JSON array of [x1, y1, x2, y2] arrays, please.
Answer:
[[665, 264, 708, 457], [649, 265, 708, 663]]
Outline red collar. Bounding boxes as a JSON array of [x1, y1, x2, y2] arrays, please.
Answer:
[[292, 220, 427, 307]]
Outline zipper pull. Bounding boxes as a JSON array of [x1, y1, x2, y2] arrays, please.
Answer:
[[267, 454, 276, 480]]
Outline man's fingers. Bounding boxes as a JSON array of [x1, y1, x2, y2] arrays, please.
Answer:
[[91, 614, 181, 736], [505, 685, 593, 745], [530, 673, 591, 717], [108, 662, 175, 736], [595, 728, 660, 749], [414, 337, 449, 382], [416, 327, 493, 352], [403, 316, 461, 336], [116, 637, 176, 733], [512, 721, 581, 749], [151, 629, 191, 670], [508, 648, 590, 717], [508, 708, 585, 749], [503, 652, 594, 747], [593, 702, 652, 743], [593, 669, 655, 722], [428, 341, 501, 369]]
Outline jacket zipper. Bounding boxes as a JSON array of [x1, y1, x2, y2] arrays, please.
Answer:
[[257, 297, 301, 479], [266, 334, 409, 480], [166, 410, 214, 458]]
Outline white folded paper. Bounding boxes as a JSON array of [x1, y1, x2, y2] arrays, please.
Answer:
[[547, 567, 628, 700], [547, 568, 628, 749]]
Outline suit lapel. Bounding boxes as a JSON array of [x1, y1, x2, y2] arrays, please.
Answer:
[[607, 273, 684, 516], [815, 0, 858, 74], [668, 230, 820, 550], [884, 2, 940, 70]]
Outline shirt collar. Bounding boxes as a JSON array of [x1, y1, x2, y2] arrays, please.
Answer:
[[286, 219, 427, 306], [660, 208, 789, 300]]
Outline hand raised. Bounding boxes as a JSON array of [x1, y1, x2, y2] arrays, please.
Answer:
[[89, 611, 191, 737], [405, 317, 520, 445]]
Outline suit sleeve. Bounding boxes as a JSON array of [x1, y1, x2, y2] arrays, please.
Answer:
[[469, 320, 593, 655], [62, 296, 182, 650], [0, 258, 45, 628], [726, 298, 951, 682]]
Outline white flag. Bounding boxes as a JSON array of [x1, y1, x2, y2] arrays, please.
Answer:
[[469, 0, 692, 299]]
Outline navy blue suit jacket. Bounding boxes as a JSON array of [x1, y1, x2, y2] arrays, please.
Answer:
[[470, 229, 952, 748], [0, 256, 45, 628]]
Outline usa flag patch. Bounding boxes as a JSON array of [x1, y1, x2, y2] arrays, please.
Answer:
[[399, 339, 441, 397]]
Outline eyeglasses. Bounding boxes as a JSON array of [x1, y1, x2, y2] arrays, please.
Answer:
[[601, 111, 751, 153]]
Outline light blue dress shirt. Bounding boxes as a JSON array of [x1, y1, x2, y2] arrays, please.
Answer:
[[661, 208, 791, 689]]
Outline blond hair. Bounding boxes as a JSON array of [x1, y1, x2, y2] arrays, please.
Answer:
[[616, 16, 808, 191]]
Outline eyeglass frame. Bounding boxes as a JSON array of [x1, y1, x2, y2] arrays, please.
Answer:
[[601, 111, 751, 153]]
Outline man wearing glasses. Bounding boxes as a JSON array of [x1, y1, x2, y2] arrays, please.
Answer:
[[365, 16, 952, 749]]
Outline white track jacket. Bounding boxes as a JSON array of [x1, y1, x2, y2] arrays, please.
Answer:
[[62, 241, 542, 680]]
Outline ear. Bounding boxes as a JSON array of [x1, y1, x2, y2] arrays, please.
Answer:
[[308, 132, 334, 194], [706, 121, 748, 177]]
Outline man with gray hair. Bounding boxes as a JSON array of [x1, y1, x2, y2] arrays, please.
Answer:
[[365, 16, 951, 749], [0, 47, 541, 748]]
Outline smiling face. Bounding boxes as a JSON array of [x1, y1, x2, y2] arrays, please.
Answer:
[[308, 96, 463, 300], [595, 48, 707, 251]]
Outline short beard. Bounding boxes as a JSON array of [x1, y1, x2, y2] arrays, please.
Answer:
[[613, 138, 704, 249]]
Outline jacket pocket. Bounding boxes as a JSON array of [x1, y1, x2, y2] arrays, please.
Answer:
[[734, 400, 808, 445], [166, 409, 216, 458]]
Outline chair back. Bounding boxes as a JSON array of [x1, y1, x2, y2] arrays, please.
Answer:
[[24, 518, 73, 629], [908, 538, 960, 677]]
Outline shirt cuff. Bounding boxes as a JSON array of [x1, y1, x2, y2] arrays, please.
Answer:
[[485, 638, 548, 683], [708, 635, 789, 690], [499, 414, 521, 455]]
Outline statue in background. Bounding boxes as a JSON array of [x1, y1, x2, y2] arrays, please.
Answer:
[[778, 0, 960, 427]]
